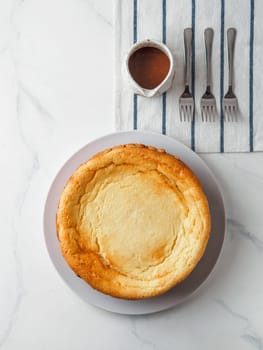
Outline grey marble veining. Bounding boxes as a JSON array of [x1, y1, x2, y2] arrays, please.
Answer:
[[0, 225, 25, 348], [0, 45, 8, 56], [131, 317, 158, 350], [18, 82, 54, 122], [85, 0, 112, 27], [242, 335, 263, 350], [227, 218, 263, 251], [0, 0, 262, 349], [216, 300, 263, 350], [0, 102, 40, 348]]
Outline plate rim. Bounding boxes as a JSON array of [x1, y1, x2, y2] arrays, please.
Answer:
[[43, 130, 226, 315]]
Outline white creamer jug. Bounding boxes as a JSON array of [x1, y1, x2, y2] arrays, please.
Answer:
[[126, 39, 175, 97]]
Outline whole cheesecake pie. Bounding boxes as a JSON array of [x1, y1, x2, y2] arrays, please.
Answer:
[[56, 144, 211, 299]]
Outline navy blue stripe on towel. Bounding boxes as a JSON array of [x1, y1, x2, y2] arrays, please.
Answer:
[[133, 0, 138, 129], [191, 0, 196, 150], [162, 0, 166, 44], [249, 0, 255, 152], [133, 95, 138, 130], [220, 0, 225, 153], [133, 0, 137, 44], [162, 93, 166, 134], [162, 0, 167, 134]]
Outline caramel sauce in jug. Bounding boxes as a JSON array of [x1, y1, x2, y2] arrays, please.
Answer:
[[128, 47, 170, 90]]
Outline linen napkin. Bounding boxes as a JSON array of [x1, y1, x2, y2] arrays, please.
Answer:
[[114, 0, 263, 152]]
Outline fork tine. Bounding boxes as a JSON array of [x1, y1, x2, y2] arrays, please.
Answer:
[[182, 106, 185, 122], [223, 97, 239, 121], [232, 105, 236, 122], [224, 106, 227, 122], [203, 106, 206, 122], [233, 107, 236, 122], [188, 105, 192, 121], [179, 106, 183, 122], [235, 109, 238, 122], [230, 106, 233, 122], [233, 105, 237, 122], [179, 97, 194, 122], [227, 106, 231, 122], [230, 107, 234, 122]]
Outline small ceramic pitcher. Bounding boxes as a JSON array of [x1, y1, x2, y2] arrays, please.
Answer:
[[126, 39, 175, 98]]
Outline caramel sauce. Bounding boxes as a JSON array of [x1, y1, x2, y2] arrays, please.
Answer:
[[128, 47, 170, 90]]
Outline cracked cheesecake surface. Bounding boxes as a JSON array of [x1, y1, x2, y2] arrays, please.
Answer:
[[56, 144, 211, 299]]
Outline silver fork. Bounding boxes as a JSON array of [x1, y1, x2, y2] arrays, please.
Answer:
[[179, 28, 194, 122], [201, 28, 217, 122], [223, 28, 238, 122]]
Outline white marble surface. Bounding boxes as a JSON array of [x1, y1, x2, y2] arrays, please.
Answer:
[[0, 1, 263, 349]]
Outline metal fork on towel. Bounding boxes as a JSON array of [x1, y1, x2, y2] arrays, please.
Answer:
[[200, 28, 217, 122], [179, 28, 194, 122], [223, 28, 238, 122]]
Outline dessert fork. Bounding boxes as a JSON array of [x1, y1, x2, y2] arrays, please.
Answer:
[[200, 28, 217, 122], [223, 28, 238, 122], [179, 28, 194, 122]]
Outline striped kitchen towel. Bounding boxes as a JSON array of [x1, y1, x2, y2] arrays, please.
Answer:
[[115, 0, 263, 152]]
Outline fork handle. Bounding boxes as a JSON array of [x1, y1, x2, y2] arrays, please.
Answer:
[[227, 28, 236, 88], [204, 28, 214, 88], [184, 28, 192, 87]]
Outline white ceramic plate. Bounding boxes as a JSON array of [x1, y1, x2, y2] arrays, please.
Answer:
[[44, 131, 225, 315]]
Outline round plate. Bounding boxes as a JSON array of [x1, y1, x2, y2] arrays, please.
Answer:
[[44, 131, 225, 315]]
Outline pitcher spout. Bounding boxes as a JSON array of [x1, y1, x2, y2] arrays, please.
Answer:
[[139, 88, 159, 98]]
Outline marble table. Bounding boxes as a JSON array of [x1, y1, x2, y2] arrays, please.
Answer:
[[1, 1, 262, 349]]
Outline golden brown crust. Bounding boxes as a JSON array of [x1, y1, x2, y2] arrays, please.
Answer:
[[56, 144, 211, 299]]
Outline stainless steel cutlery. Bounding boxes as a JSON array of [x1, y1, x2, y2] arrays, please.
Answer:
[[179, 27, 238, 122], [200, 28, 217, 122], [223, 28, 238, 122], [179, 28, 194, 122]]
